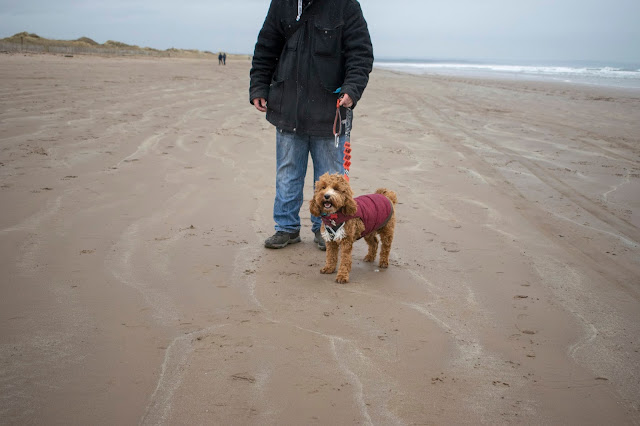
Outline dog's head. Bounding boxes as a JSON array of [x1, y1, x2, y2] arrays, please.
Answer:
[[310, 173, 358, 217]]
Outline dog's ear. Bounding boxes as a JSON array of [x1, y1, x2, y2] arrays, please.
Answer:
[[309, 198, 321, 217], [343, 197, 358, 216]]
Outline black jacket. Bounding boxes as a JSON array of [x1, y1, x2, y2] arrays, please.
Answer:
[[249, 0, 373, 136]]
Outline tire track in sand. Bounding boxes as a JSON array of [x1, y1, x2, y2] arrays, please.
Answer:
[[415, 91, 640, 246]]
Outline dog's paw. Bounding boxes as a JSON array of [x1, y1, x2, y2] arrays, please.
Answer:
[[320, 266, 335, 274], [336, 274, 350, 284], [379, 260, 389, 268], [363, 254, 376, 262]]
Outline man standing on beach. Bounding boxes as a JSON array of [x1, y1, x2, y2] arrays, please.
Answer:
[[250, 0, 373, 250]]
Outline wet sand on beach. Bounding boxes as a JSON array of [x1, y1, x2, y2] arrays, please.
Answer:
[[1, 53, 639, 424]]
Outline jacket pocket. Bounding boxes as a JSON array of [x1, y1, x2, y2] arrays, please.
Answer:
[[267, 79, 284, 114], [306, 80, 339, 124], [312, 54, 344, 93], [313, 23, 343, 57]]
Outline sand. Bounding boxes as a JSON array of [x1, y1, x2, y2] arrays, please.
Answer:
[[1, 53, 639, 424]]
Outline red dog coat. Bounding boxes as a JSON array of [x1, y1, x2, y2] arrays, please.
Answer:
[[321, 193, 393, 239]]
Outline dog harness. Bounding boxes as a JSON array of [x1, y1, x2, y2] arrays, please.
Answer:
[[321, 193, 393, 242]]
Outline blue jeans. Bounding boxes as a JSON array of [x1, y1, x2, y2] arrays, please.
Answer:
[[274, 129, 346, 233]]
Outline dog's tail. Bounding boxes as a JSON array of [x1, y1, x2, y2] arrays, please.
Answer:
[[376, 188, 397, 205]]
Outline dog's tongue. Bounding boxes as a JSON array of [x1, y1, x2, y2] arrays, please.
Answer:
[[324, 203, 332, 209]]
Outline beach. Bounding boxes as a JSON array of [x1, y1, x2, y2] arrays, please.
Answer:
[[1, 53, 639, 424]]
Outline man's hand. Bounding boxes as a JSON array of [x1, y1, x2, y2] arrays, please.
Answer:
[[339, 93, 353, 108], [252, 97, 267, 112]]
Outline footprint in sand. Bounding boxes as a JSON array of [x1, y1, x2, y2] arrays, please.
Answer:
[[441, 242, 460, 253], [30, 147, 48, 156]]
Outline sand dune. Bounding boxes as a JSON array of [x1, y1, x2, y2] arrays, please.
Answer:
[[1, 53, 639, 424]]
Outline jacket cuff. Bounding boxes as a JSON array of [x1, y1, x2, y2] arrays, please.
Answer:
[[249, 87, 269, 105], [341, 87, 360, 109]]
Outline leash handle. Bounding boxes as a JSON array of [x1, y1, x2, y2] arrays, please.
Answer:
[[333, 99, 342, 147], [344, 107, 353, 138], [333, 98, 353, 181]]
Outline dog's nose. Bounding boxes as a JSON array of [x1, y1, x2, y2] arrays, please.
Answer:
[[324, 194, 330, 200]]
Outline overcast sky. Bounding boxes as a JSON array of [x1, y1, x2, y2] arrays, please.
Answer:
[[1, 0, 639, 63]]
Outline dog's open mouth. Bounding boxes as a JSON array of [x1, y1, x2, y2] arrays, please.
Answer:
[[323, 202, 333, 210]]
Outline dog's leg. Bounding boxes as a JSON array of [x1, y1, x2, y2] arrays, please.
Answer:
[[321, 241, 339, 274], [336, 239, 354, 283], [363, 233, 378, 262], [378, 223, 395, 269]]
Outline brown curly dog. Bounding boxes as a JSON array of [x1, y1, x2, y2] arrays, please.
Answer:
[[309, 173, 397, 283]]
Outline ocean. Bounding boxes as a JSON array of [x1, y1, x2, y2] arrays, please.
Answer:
[[374, 59, 640, 91]]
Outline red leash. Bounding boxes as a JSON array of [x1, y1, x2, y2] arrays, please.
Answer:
[[333, 99, 352, 181]]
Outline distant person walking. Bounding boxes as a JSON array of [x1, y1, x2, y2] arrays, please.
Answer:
[[218, 52, 223, 65], [222, 52, 226, 65], [250, 0, 373, 250]]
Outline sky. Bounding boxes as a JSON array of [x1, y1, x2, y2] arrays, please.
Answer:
[[1, 0, 639, 64]]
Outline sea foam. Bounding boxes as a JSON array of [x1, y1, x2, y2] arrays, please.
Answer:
[[375, 60, 640, 90]]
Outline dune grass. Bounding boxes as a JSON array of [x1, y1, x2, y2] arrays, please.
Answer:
[[0, 32, 247, 59]]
